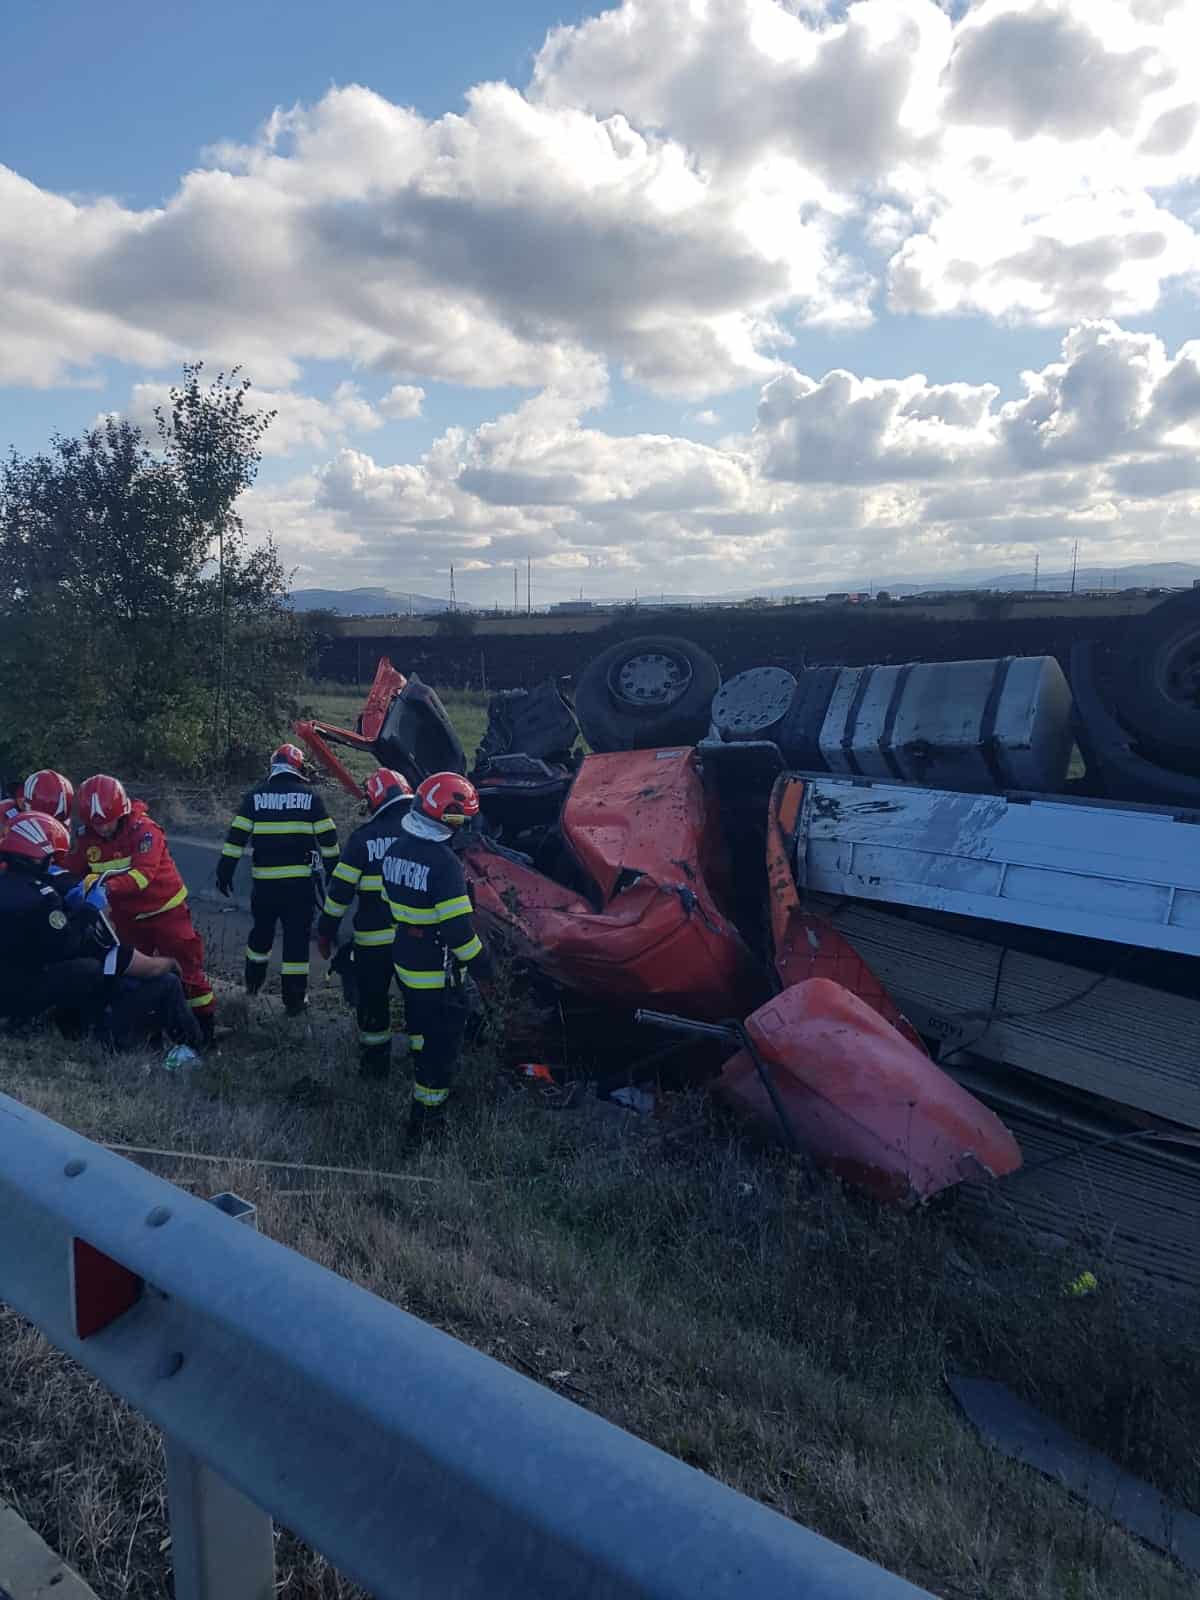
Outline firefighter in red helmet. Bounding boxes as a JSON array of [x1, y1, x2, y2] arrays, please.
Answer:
[[2, 770, 73, 830], [0, 811, 201, 1056], [317, 768, 413, 1078], [217, 743, 339, 1015], [69, 774, 217, 1038], [381, 771, 491, 1138]]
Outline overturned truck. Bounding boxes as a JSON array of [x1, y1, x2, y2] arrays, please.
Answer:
[[298, 592, 1200, 1250]]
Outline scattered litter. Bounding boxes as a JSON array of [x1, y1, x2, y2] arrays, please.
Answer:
[[609, 1085, 656, 1115], [516, 1063, 557, 1084], [1065, 1270, 1100, 1297], [162, 1044, 201, 1073], [948, 1375, 1200, 1573]]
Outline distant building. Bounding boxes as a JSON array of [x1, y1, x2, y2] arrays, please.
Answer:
[[551, 599, 600, 613]]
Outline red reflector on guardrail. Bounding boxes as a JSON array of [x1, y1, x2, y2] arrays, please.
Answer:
[[71, 1238, 143, 1339]]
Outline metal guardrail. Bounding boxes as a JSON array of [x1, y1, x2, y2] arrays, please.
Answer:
[[0, 1092, 933, 1599]]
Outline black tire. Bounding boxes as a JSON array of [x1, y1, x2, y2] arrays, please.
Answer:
[[1114, 589, 1200, 775], [575, 635, 721, 752]]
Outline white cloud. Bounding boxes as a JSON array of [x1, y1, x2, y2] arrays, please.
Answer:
[[690, 409, 721, 426], [121, 378, 385, 456], [3, 0, 1199, 397], [244, 320, 1200, 597], [380, 384, 425, 419]]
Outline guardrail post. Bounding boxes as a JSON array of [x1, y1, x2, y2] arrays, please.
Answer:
[[163, 1194, 275, 1600]]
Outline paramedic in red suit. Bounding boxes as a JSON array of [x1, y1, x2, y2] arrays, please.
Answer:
[[69, 773, 217, 1039]]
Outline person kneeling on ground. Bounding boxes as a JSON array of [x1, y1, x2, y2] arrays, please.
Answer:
[[382, 772, 492, 1141], [0, 812, 202, 1060]]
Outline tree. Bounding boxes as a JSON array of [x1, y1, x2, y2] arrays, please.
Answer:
[[0, 364, 309, 776]]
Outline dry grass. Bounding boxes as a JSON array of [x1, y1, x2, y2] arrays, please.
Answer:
[[2, 959, 1198, 1599], [3, 687, 1198, 1598]]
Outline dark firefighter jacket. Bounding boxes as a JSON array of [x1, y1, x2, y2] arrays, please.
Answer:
[[381, 820, 485, 988], [220, 772, 339, 883], [317, 795, 412, 950]]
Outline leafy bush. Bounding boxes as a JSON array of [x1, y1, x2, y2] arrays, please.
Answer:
[[0, 365, 314, 778]]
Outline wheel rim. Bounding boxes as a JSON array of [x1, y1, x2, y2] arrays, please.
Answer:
[[608, 649, 693, 710], [1155, 626, 1200, 712]]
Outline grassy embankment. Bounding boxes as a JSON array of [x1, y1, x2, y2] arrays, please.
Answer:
[[0, 685, 1197, 1600]]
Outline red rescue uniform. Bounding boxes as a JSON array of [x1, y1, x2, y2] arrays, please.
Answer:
[[69, 801, 215, 1019]]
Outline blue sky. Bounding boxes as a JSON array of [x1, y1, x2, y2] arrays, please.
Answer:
[[2, 0, 1199, 603]]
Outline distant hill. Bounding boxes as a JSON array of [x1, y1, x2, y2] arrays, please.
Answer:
[[744, 561, 1200, 600], [291, 587, 448, 616], [292, 562, 1200, 616]]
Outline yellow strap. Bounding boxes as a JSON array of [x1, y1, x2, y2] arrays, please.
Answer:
[[188, 991, 215, 1008], [451, 933, 482, 962], [314, 817, 337, 833], [359, 874, 383, 892], [281, 961, 311, 976], [128, 868, 151, 891], [409, 1034, 425, 1051], [245, 947, 271, 963], [135, 884, 188, 921], [321, 896, 346, 919], [389, 901, 441, 925], [320, 844, 340, 860], [354, 927, 396, 947], [251, 820, 316, 836], [98, 855, 133, 871], [359, 1028, 392, 1046], [230, 815, 253, 832], [394, 966, 446, 990], [251, 864, 312, 880], [435, 894, 473, 921], [413, 1082, 449, 1107], [332, 862, 361, 884], [222, 843, 245, 859]]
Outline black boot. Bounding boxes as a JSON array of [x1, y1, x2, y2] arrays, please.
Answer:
[[408, 1099, 448, 1144]]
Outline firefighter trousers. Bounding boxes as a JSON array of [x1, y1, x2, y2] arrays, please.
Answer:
[[246, 879, 314, 1013], [114, 903, 215, 1026], [401, 983, 468, 1113], [354, 944, 399, 1076]]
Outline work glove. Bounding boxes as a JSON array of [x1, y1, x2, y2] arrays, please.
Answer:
[[317, 934, 333, 962], [84, 878, 109, 913], [216, 864, 234, 898]]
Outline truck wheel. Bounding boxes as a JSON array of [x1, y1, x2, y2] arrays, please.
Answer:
[[1114, 589, 1200, 774], [575, 636, 721, 752]]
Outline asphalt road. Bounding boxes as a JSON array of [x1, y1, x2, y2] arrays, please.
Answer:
[[168, 833, 254, 978]]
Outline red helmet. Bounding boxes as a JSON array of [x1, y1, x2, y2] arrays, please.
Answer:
[[23, 770, 74, 821], [1, 811, 71, 864], [365, 768, 413, 813], [414, 772, 480, 828], [271, 743, 306, 774], [78, 774, 130, 828]]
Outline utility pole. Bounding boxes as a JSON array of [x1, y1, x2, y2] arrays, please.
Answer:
[[527, 556, 532, 615], [1033, 553, 1039, 592], [449, 564, 457, 612], [513, 566, 518, 613], [1070, 539, 1078, 596]]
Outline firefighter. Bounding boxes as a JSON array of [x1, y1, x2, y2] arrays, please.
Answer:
[[1, 770, 73, 829], [381, 771, 491, 1138], [70, 774, 218, 1040], [0, 811, 201, 1056], [217, 743, 339, 1015], [316, 768, 413, 1078], [22, 770, 74, 822]]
